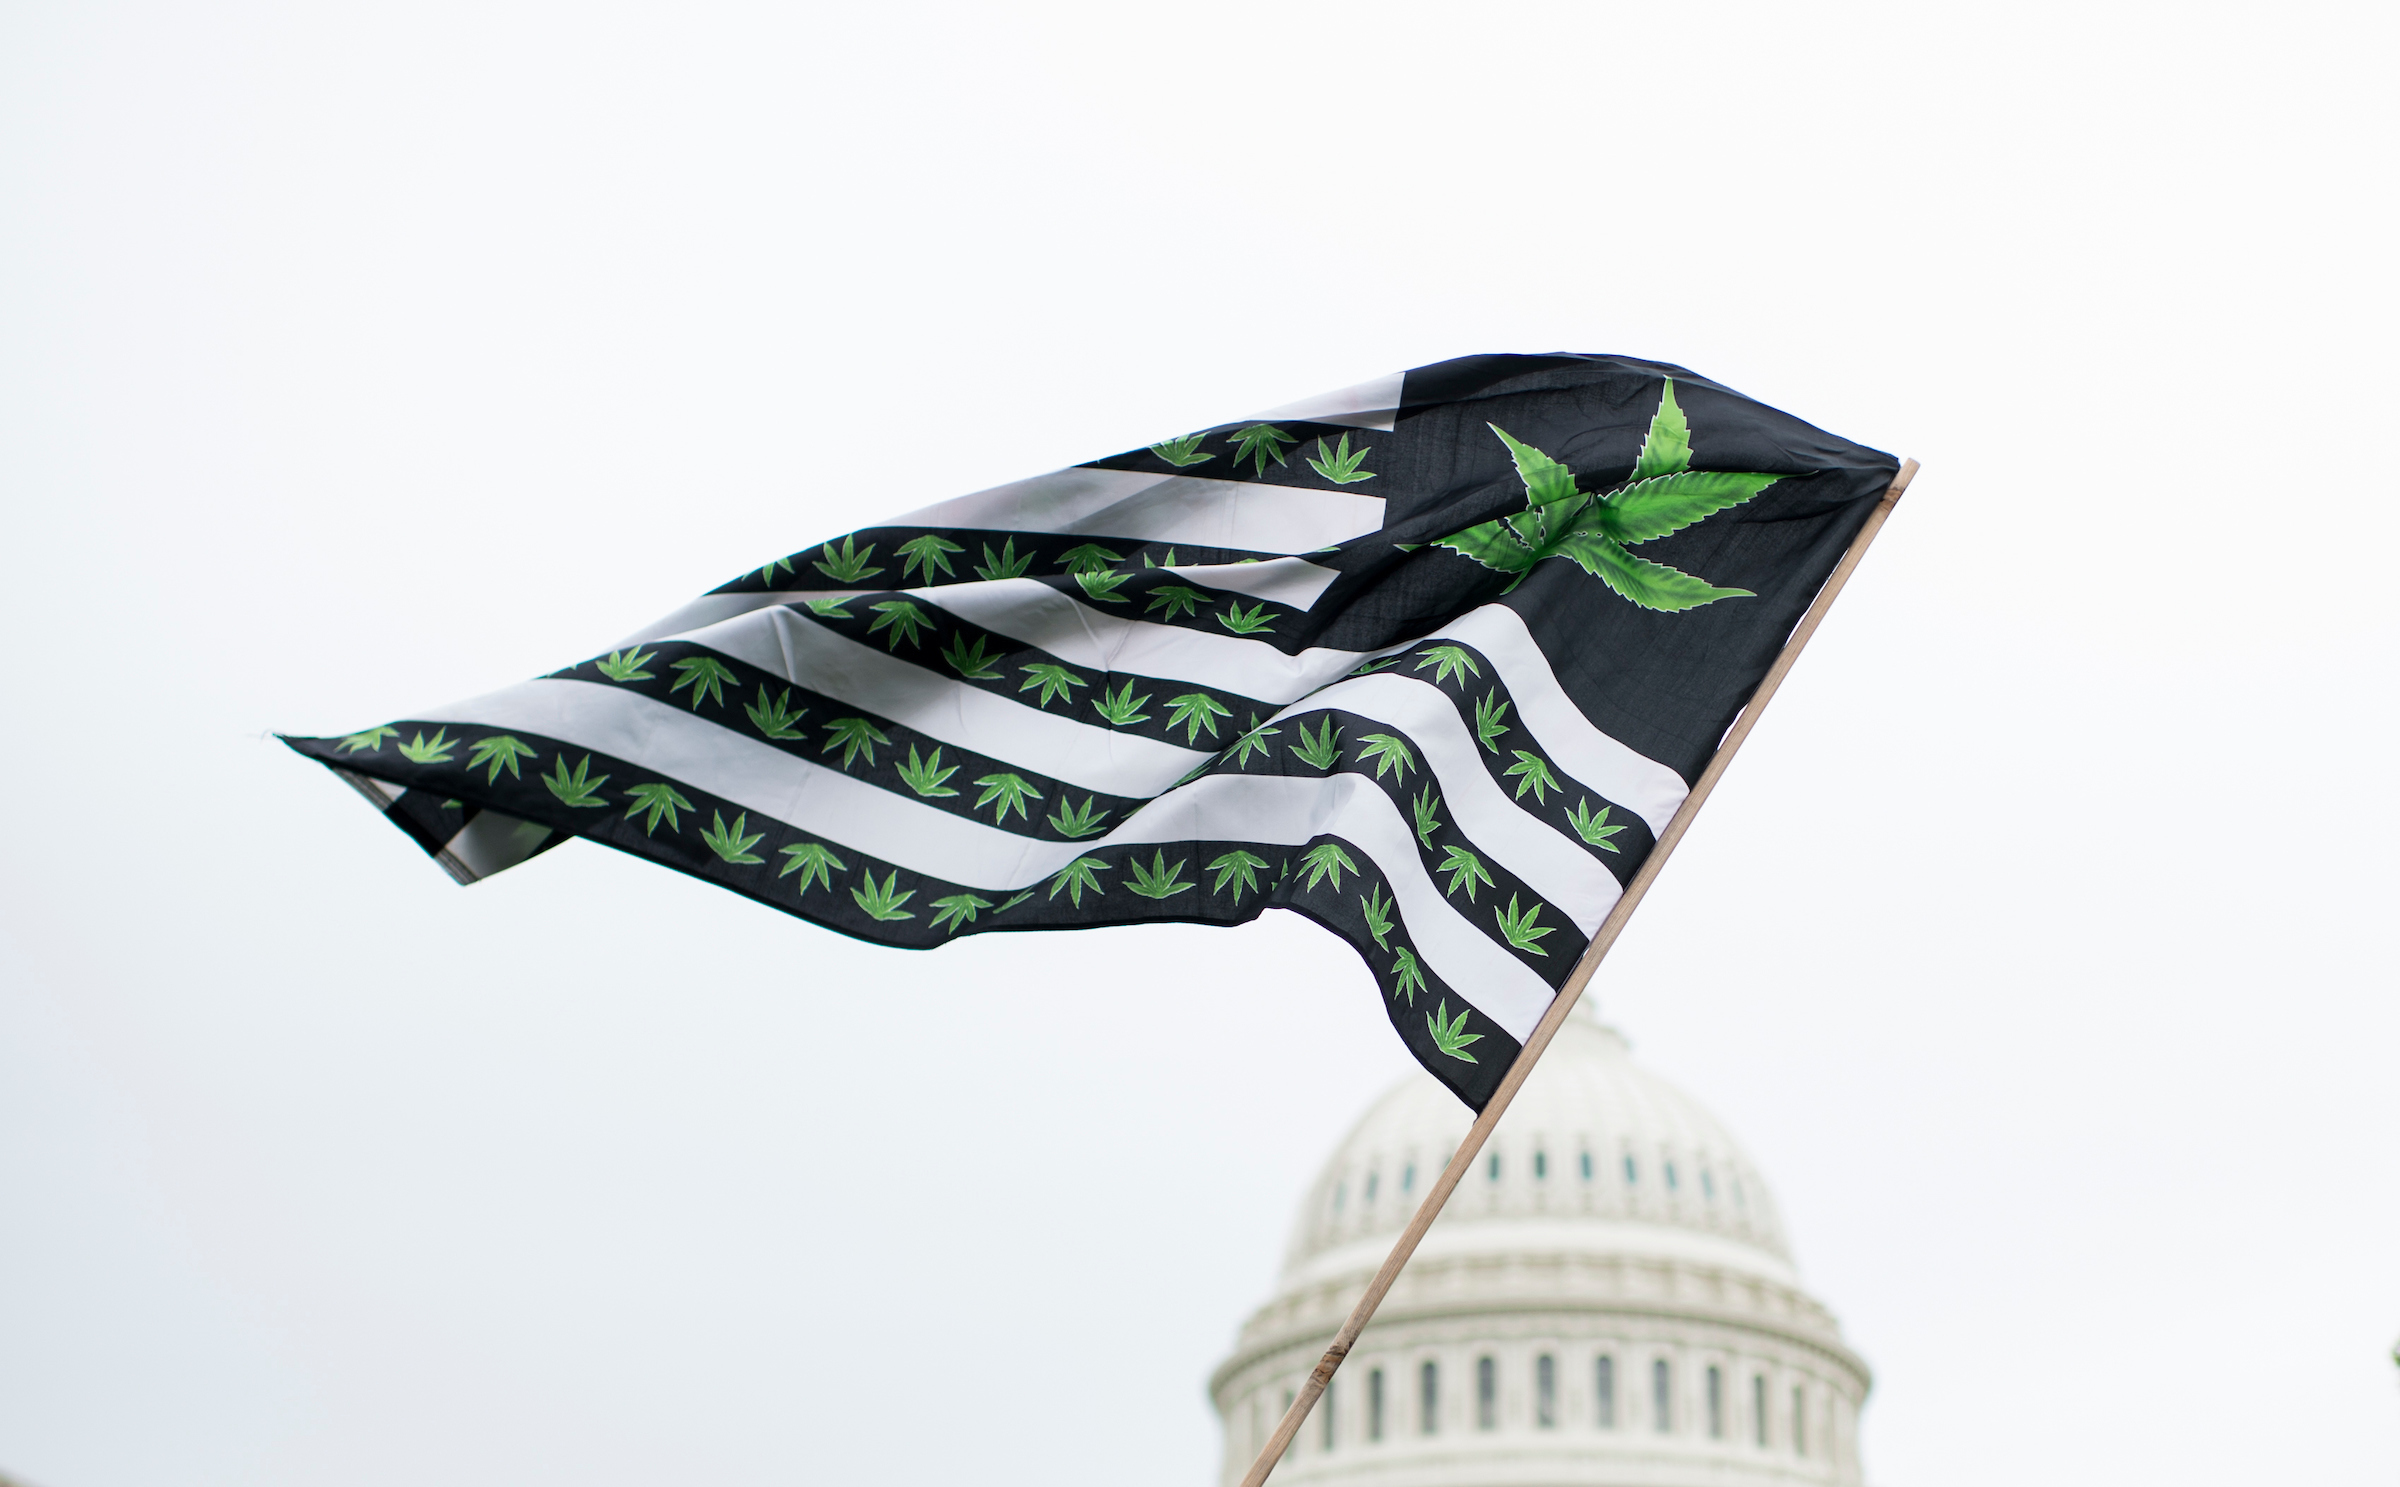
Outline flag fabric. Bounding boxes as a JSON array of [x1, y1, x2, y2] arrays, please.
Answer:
[[287, 354, 1898, 1108]]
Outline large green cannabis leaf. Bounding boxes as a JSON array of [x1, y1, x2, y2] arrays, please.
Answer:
[[1360, 885, 1396, 950], [1391, 947, 1427, 1004], [542, 754, 609, 808], [868, 601, 933, 651], [1567, 798, 1627, 851], [1414, 645, 1481, 689], [1047, 856, 1110, 908], [1305, 433, 1377, 484], [898, 534, 964, 584], [1227, 423, 1297, 477], [974, 537, 1035, 582], [1018, 663, 1087, 710], [1435, 380, 1784, 611], [941, 632, 1005, 681], [743, 686, 809, 740], [467, 734, 537, 784], [813, 536, 884, 585], [700, 810, 766, 864], [623, 782, 695, 835], [852, 869, 917, 921], [1148, 432, 1213, 467], [338, 726, 398, 755], [972, 771, 1043, 824], [929, 893, 994, 934], [1494, 894, 1556, 956], [895, 744, 961, 798], [1164, 692, 1231, 744], [1047, 795, 1110, 839], [670, 656, 738, 710], [1298, 842, 1359, 892], [1426, 1000, 1484, 1062], [1207, 849, 1270, 904], [1145, 585, 1208, 622], [1125, 849, 1196, 900], [397, 729, 457, 765], [1092, 680, 1152, 727], [1356, 732, 1417, 783], [776, 841, 845, 893]]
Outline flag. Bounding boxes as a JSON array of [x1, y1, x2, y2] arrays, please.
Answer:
[[287, 354, 1898, 1108]]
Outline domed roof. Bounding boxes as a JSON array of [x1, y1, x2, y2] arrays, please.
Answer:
[[1284, 1004, 1794, 1281]]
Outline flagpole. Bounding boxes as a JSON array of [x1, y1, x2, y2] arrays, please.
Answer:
[[1234, 458, 1919, 1487]]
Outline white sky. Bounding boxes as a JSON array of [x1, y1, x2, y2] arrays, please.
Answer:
[[2, 2, 2394, 1484]]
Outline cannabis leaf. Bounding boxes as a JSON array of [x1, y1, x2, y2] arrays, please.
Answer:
[[1298, 842, 1359, 892], [1438, 845, 1495, 901], [1289, 715, 1343, 770], [1504, 749, 1561, 805], [1140, 547, 1180, 568], [338, 725, 397, 754], [1145, 584, 1208, 622], [1361, 884, 1396, 950], [805, 598, 855, 620], [596, 647, 657, 683], [1495, 894, 1557, 956], [1350, 653, 1406, 676], [1427, 1000, 1485, 1063], [1164, 692, 1231, 744], [754, 554, 794, 585], [1075, 567, 1134, 605], [898, 534, 965, 584], [868, 600, 933, 651], [1047, 795, 1110, 839], [895, 744, 961, 798], [1057, 543, 1123, 576], [1092, 679, 1152, 727], [397, 728, 456, 765], [1567, 798, 1628, 851], [466, 734, 537, 784], [1125, 849, 1196, 900], [1414, 645, 1482, 689], [744, 685, 809, 740], [542, 754, 610, 808], [776, 840, 845, 893], [1227, 422, 1298, 477], [813, 535, 884, 584], [1217, 600, 1277, 635], [700, 810, 766, 864], [1149, 432, 1214, 467], [1411, 786, 1443, 849], [1208, 849, 1270, 904], [1047, 856, 1110, 908], [972, 772, 1044, 824], [670, 655, 738, 710], [1228, 714, 1281, 768], [623, 781, 695, 835], [821, 716, 891, 770], [941, 631, 1004, 681], [1474, 691, 1512, 753], [996, 889, 1034, 914], [852, 869, 917, 921], [974, 537, 1035, 581], [1305, 432, 1376, 484], [1018, 663, 1087, 710], [1391, 947, 1427, 1005], [1356, 732, 1418, 783], [929, 893, 994, 934]]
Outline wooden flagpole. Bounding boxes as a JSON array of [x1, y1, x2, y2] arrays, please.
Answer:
[[1234, 458, 1918, 1487]]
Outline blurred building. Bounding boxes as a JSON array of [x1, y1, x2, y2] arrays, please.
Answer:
[[1211, 1003, 1868, 1486]]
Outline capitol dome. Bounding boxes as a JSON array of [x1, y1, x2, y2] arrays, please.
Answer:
[[1210, 1004, 1870, 1486]]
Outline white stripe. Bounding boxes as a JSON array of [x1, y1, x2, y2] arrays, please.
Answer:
[[417, 679, 1557, 1039], [1248, 371, 1406, 432], [890, 467, 1385, 552]]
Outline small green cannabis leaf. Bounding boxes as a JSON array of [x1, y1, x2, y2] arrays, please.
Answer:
[[597, 647, 657, 683], [1208, 849, 1270, 904], [744, 685, 809, 740], [941, 631, 1004, 681], [1227, 422, 1298, 477], [700, 810, 767, 864], [338, 725, 397, 754], [1148, 432, 1213, 467], [1164, 692, 1231, 744], [1356, 732, 1418, 783], [467, 734, 537, 784], [623, 782, 695, 836], [1411, 786, 1443, 849], [1290, 716, 1343, 770], [1298, 842, 1359, 892], [1075, 567, 1134, 605], [397, 728, 457, 765], [895, 744, 961, 798], [972, 772, 1044, 824], [1018, 663, 1087, 710], [974, 537, 1035, 582], [1057, 544, 1123, 577], [1414, 645, 1481, 689], [996, 889, 1035, 914], [898, 534, 965, 584], [1125, 850, 1196, 900], [1391, 946, 1427, 1005], [805, 598, 855, 620], [1217, 600, 1277, 636], [821, 716, 891, 770], [813, 535, 884, 584], [1505, 750, 1561, 805], [1047, 795, 1111, 839], [1305, 432, 1377, 484], [1427, 1000, 1484, 1063], [1140, 547, 1180, 568], [1361, 884, 1396, 950], [1434, 380, 1783, 610], [1092, 679, 1152, 727], [1047, 856, 1110, 908], [542, 754, 609, 808], [754, 554, 794, 585], [1228, 714, 1281, 769], [1438, 845, 1495, 901], [1474, 691, 1512, 753], [1145, 585, 1208, 622], [1495, 894, 1556, 956], [1567, 798, 1628, 851], [670, 656, 738, 710], [1350, 653, 1406, 677], [776, 840, 845, 893], [852, 869, 916, 921], [929, 893, 994, 934], [868, 600, 933, 651]]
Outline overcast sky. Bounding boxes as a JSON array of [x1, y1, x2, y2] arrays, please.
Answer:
[[3, 3, 2394, 1485]]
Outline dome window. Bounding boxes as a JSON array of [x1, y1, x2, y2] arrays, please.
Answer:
[[1420, 1360, 1441, 1435], [1752, 1374, 1768, 1446], [1580, 1150, 1593, 1180], [1487, 1152, 1502, 1182], [1651, 1359, 1673, 1433], [1476, 1355, 1498, 1429], [1365, 1170, 1379, 1202], [1706, 1365, 1723, 1438], [1701, 1169, 1715, 1199], [1596, 1355, 1616, 1428], [1333, 1183, 1346, 1215], [1536, 1353, 1557, 1428], [1323, 1377, 1338, 1451], [1664, 1160, 1679, 1191], [1368, 1368, 1386, 1441], [1792, 1385, 1806, 1456], [1622, 1155, 1638, 1185], [1402, 1162, 1416, 1194], [1534, 1149, 1548, 1179]]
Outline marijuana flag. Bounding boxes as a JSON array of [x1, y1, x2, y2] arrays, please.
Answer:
[[289, 355, 1897, 1108]]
